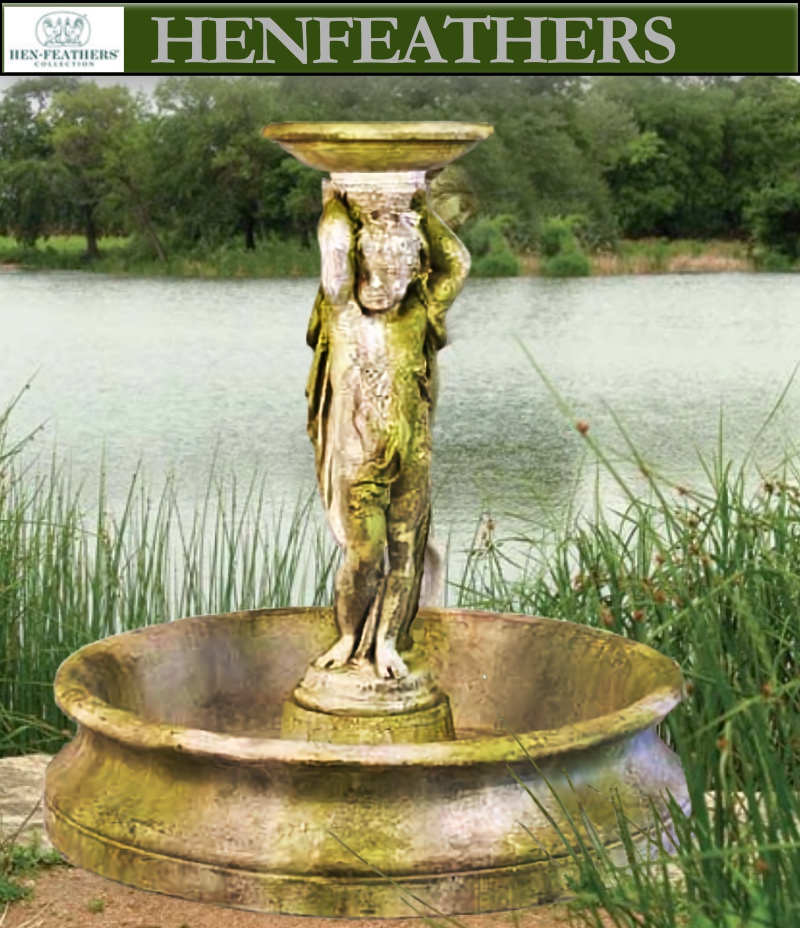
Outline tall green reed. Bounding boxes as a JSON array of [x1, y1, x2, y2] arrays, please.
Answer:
[[0, 393, 337, 756], [453, 359, 800, 927], [4, 369, 800, 924]]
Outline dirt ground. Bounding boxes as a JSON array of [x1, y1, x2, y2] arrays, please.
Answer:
[[1, 867, 591, 928]]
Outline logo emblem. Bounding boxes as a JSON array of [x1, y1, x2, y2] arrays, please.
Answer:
[[36, 11, 91, 48]]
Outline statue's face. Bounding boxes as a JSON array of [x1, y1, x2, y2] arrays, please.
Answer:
[[357, 213, 422, 312]]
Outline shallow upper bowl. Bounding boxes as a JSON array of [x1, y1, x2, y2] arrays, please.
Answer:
[[261, 121, 494, 173]]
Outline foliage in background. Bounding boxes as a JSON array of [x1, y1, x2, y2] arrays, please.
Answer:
[[538, 215, 592, 277], [0, 77, 76, 247], [745, 177, 800, 268], [1, 76, 799, 270], [460, 215, 520, 277]]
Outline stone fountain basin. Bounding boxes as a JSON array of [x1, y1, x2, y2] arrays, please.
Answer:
[[261, 121, 494, 173], [44, 607, 689, 918]]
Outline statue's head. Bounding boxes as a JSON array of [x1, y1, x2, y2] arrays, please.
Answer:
[[356, 211, 424, 312]]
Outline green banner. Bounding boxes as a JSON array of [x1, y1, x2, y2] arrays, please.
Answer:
[[123, 4, 797, 74], [2, 3, 798, 75]]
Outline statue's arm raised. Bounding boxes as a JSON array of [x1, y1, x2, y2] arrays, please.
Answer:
[[414, 191, 471, 350], [319, 186, 357, 308]]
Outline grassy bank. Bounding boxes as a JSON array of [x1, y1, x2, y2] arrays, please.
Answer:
[[518, 237, 758, 276], [1, 234, 783, 279], [529, 237, 756, 276], [0, 235, 320, 279], [1, 385, 799, 925]]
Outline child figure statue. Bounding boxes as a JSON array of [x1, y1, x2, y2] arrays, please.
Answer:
[[305, 172, 469, 681]]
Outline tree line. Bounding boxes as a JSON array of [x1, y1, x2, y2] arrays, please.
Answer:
[[0, 75, 798, 265]]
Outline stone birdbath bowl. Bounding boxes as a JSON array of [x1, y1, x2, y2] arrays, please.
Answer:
[[44, 123, 689, 919], [45, 607, 688, 917]]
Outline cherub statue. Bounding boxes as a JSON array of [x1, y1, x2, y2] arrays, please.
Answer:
[[306, 176, 469, 680]]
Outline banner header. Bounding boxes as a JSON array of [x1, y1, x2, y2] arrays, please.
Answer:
[[3, 3, 798, 75]]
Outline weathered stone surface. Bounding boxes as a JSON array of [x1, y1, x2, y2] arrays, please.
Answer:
[[7, 748, 791, 888], [0, 753, 52, 848]]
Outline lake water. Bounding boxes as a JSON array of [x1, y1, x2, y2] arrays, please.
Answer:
[[2, 269, 799, 570]]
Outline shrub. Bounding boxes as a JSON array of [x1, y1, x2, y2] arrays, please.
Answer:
[[538, 215, 587, 258], [538, 215, 592, 277], [472, 250, 520, 277], [753, 248, 796, 272], [745, 179, 800, 262], [461, 215, 520, 278], [542, 248, 592, 278]]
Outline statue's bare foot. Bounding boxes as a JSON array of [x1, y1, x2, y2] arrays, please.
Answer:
[[375, 640, 408, 680], [314, 634, 356, 670]]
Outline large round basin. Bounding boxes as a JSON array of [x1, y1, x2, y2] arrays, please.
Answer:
[[44, 607, 689, 917]]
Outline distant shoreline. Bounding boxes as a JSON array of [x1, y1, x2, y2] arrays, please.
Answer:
[[0, 235, 783, 279]]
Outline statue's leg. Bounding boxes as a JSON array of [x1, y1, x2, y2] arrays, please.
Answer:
[[315, 476, 389, 670], [374, 445, 432, 679]]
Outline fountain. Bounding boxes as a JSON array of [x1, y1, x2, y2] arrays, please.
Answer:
[[43, 122, 690, 918]]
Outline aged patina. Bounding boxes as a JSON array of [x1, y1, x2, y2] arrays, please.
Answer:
[[44, 122, 689, 918], [303, 177, 468, 682], [257, 122, 494, 734], [45, 606, 690, 917]]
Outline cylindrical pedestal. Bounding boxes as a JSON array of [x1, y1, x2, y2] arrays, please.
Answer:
[[282, 652, 456, 744], [281, 696, 455, 744]]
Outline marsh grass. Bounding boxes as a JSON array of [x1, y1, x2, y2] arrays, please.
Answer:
[[0, 387, 337, 755], [450, 364, 800, 927], [3, 370, 800, 924], [518, 239, 755, 277], [594, 239, 752, 276]]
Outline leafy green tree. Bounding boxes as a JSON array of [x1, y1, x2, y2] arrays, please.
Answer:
[[152, 76, 285, 251], [596, 77, 735, 239], [0, 77, 77, 246], [595, 76, 800, 242], [0, 159, 63, 249], [100, 113, 168, 263], [278, 76, 623, 247], [50, 83, 145, 258], [724, 77, 800, 234], [2, 73, 799, 266], [426, 77, 625, 247]]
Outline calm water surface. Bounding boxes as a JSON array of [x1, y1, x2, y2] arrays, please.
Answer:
[[2, 270, 799, 568]]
